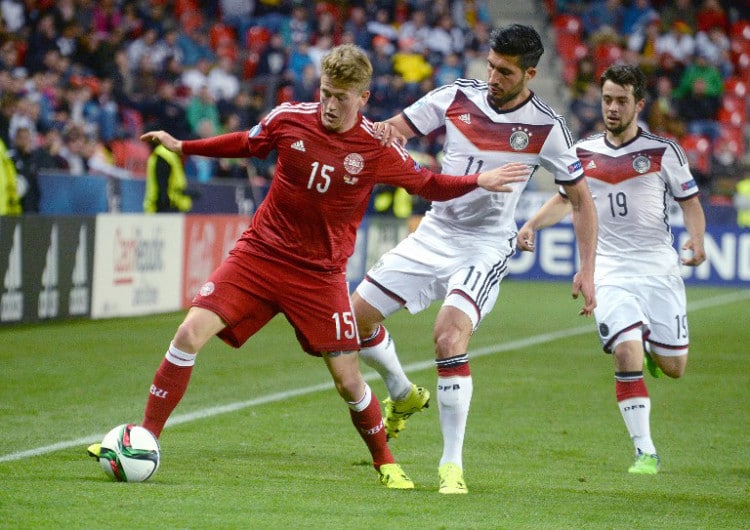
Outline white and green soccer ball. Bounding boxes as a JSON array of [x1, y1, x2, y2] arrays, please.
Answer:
[[98, 424, 160, 482]]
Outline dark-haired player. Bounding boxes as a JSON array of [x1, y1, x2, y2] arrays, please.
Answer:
[[519, 64, 706, 474], [352, 24, 598, 493]]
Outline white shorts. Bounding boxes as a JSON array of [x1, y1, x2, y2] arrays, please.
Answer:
[[594, 275, 689, 356], [356, 233, 514, 330]]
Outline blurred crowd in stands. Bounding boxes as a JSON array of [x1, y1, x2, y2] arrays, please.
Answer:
[[0, 0, 492, 213], [549, 0, 750, 213], [0, 0, 748, 224]]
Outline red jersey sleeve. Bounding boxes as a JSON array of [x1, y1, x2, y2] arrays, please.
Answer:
[[181, 132, 252, 158], [411, 169, 479, 201], [376, 142, 479, 201], [181, 119, 277, 160]]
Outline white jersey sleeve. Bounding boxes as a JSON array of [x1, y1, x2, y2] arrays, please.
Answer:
[[402, 83, 454, 136], [538, 116, 583, 185], [661, 139, 699, 201]]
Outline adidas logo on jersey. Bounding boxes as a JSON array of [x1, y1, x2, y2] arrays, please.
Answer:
[[458, 113, 471, 124], [291, 140, 306, 152], [586, 160, 597, 170]]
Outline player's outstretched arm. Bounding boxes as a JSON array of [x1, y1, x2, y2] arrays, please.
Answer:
[[679, 195, 707, 266], [141, 131, 183, 155], [517, 193, 573, 252], [477, 163, 531, 192]]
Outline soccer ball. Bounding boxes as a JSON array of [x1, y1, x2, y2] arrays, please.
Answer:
[[98, 424, 160, 482]]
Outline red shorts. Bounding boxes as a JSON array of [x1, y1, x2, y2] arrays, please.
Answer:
[[192, 250, 360, 355]]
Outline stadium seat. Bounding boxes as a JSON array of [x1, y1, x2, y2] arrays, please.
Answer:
[[174, 0, 199, 19], [242, 53, 260, 79], [724, 76, 748, 98], [556, 33, 588, 63], [110, 140, 151, 178], [716, 124, 746, 158], [245, 26, 272, 53], [718, 107, 746, 129], [276, 85, 294, 105], [552, 13, 584, 37], [680, 134, 712, 176], [730, 20, 750, 42], [730, 40, 750, 76], [542, 0, 557, 17], [721, 93, 747, 117], [315, 1, 342, 19], [593, 42, 623, 77], [210, 23, 236, 51]]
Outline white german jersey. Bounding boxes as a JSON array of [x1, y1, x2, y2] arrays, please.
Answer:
[[568, 129, 699, 280], [403, 79, 583, 245]]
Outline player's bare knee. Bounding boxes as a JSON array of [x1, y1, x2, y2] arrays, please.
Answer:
[[351, 294, 383, 336], [433, 307, 473, 357], [353, 308, 379, 336], [325, 352, 363, 400], [357, 319, 380, 338], [433, 329, 463, 358], [335, 375, 364, 402], [174, 320, 204, 352]]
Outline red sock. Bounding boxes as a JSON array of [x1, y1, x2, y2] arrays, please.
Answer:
[[349, 390, 394, 469], [142, 357, 193, 438], [615, 375, 649, 401], [361, 324, 386, 348]]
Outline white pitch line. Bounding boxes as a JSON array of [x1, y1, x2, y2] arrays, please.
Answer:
[[1, 289, 748, 464]]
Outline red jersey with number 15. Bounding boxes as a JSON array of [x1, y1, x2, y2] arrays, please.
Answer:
[[181, 102, 480, 273]]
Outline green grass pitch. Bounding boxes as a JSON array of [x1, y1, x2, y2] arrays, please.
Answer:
[[1, 281, 748, 529]]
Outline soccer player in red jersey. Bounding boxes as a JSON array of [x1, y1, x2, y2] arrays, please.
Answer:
[[110, 44, 530, 489]]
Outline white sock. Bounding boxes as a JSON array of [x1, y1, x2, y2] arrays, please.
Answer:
[[359, 326, 412, 401], [165, 341, 197, 367], [347, 383, 372, 412], [618, 397, 656, 455], [437, 375, 473, 468]]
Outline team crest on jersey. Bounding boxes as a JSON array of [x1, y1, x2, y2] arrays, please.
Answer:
[[343, 153, 364, 175], [248, 124, 262, 137], [198, 281, 215, 297], [632, 154, 651, 174], [599, 323, 609, 337], [509, 127, 531, 151]]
